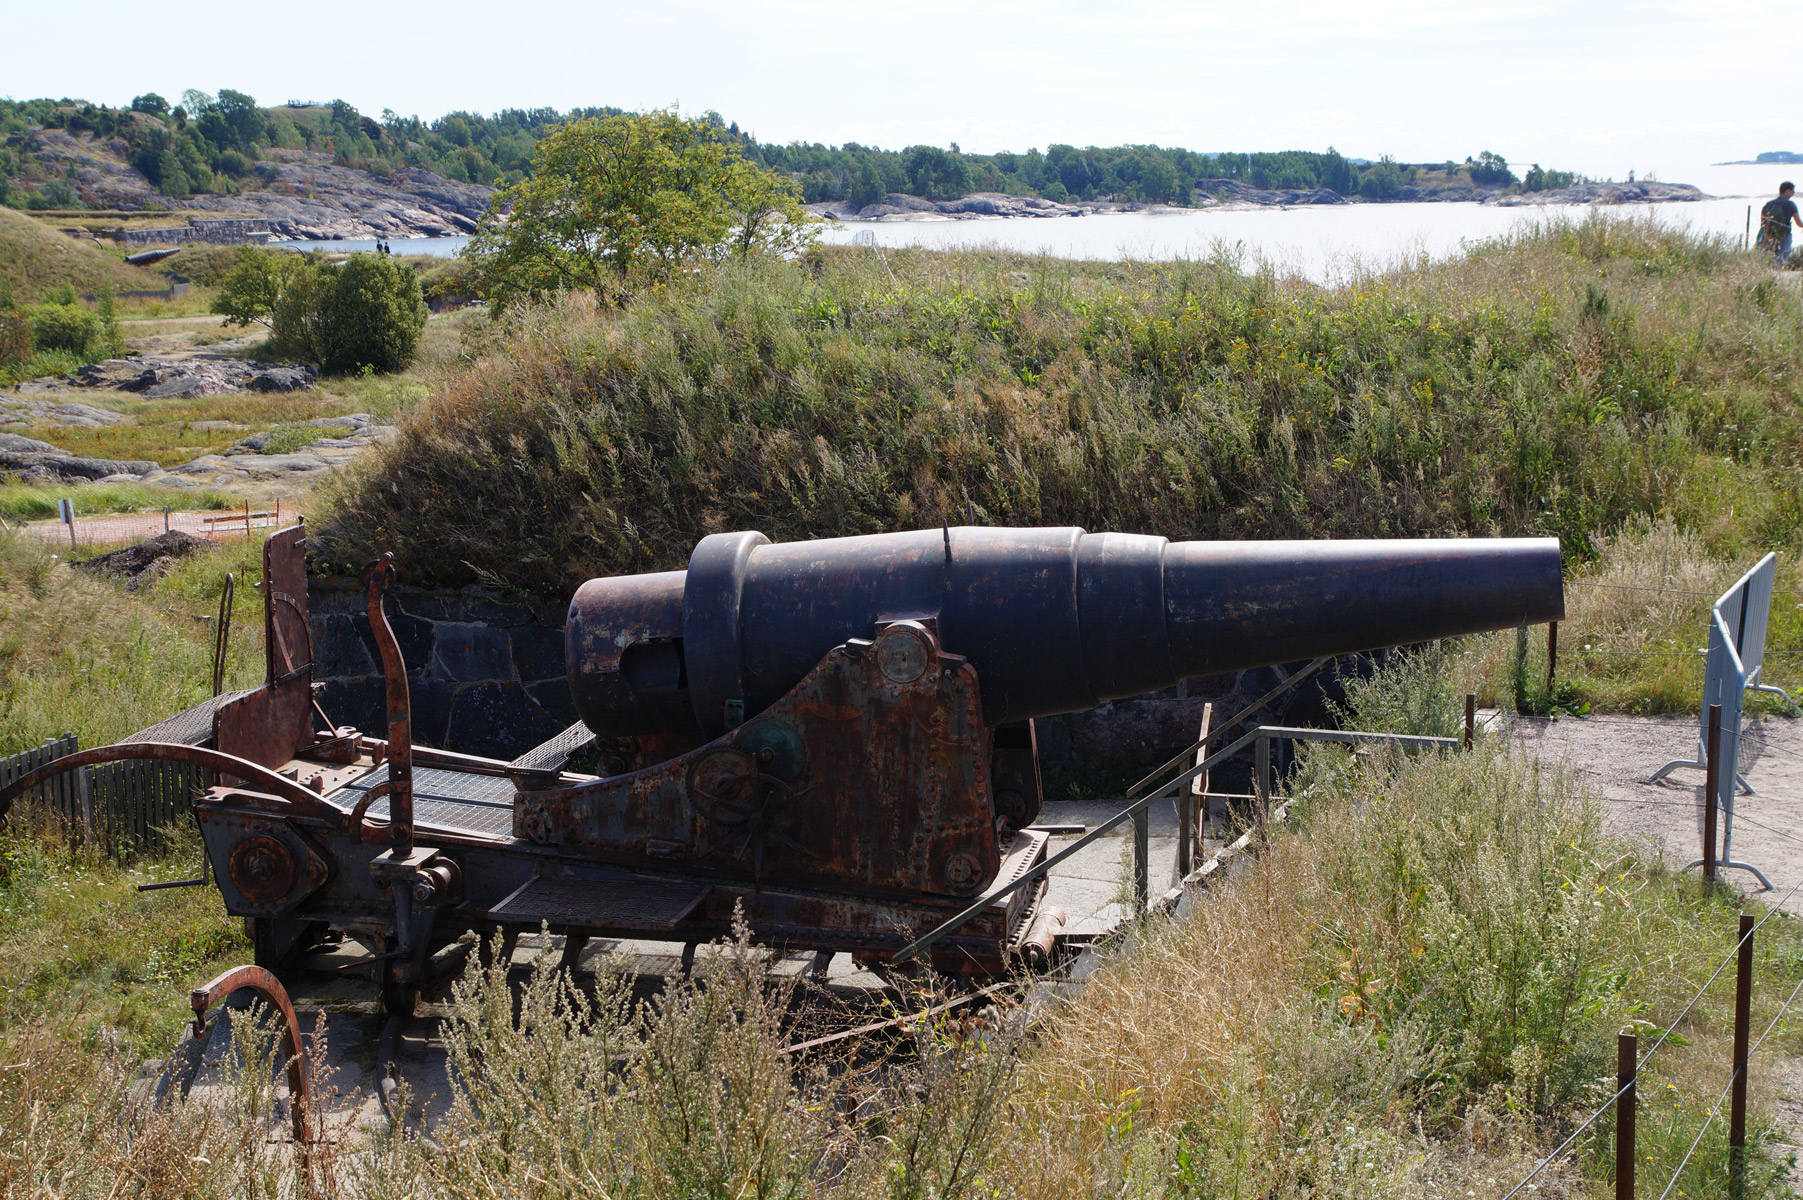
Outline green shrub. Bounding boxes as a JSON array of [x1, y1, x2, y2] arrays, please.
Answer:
[[268, 253, 426, 375], [309, 253, 427, 373], [25, 302, 99, 355]]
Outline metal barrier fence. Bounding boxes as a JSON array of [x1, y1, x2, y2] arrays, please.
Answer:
[[0, 734, 208, 850], [1653, 553, 1790, 886], [895, 717, 1464, 964]]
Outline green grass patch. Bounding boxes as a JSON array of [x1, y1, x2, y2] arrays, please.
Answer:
[[0, 530, 266, 755], [0, 346, 83, 386], [0, 481, 235, 521]]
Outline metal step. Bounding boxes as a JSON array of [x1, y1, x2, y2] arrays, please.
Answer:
[[488, 874, 711, 931], [507, 721, 597, 789]]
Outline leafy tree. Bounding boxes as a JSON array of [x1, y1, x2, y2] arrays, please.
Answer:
[[212, 247, 313, 329], [261, 253, 426, 374], [1467, 151, 1516, 187], [467, 110, 814, 311], [129, 93, 168, 116], [306, 254, 427, 373], [903, 145, 968, 199], [1359, 156, 1404, 200], [197, 89, 266, 154], [1133, 153, 1183, 203]]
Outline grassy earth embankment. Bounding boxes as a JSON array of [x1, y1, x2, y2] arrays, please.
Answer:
[[317, 216, 1803, 596], [0, 206, 170, 302], [315, 214, 1803, 714]]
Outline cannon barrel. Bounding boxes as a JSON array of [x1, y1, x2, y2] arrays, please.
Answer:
[[567, 527, 1565, 738]]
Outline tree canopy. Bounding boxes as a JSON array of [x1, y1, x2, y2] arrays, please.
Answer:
[[465, 111, 813, 310]]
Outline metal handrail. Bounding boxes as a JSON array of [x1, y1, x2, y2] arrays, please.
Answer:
[[892, 723, 1459, 964]]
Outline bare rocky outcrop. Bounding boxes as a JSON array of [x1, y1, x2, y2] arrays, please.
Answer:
[[181, 159, 493, 241], [20, 128, 493, 242]]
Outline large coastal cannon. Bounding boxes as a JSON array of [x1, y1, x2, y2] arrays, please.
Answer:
[[569, 527, 1563, 738], [0, 524, 1562, 1009]]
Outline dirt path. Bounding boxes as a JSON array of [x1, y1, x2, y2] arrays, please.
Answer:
[[11, 506, 295, 547]]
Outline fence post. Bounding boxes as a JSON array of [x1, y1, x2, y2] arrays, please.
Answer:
[[1464, 693, 1476, 751], [1705, 704, 1723, 883], [1131, 805, 1149, 917], [1547, 621, 1559, 695], [1731, 912, 1754, 1195], [1255, 733, 1272, 814], [1618, 1030, 1637, 1200]]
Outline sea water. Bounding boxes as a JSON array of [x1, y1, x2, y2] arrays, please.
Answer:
[[269, 159, 1799, 283]]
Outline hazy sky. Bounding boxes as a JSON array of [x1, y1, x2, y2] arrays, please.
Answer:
[[7, 0, 1799, 178]]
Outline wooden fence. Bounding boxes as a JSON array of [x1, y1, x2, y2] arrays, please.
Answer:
[[0, 734, 210, 851]]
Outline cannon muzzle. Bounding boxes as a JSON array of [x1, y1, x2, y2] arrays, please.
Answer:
[[567, 528, 1564, 738]]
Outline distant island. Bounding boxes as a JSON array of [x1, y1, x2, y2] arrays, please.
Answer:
[[0, 89, 1703, 241], [1717, 151, 1803, 164]]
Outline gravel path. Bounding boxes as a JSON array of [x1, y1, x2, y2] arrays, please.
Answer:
[[1508, 711, 1803, 908]]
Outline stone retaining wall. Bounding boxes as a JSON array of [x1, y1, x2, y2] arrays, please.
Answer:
[[308, 580, 573, 761], [114, 219, 274, 246]]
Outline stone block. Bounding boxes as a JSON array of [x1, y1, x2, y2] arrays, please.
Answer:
[[317, 678, 384, 737], [445, 682, 564, 759], [1070, 697, 1212, 773], [311, 614, 374, 678], [345, 610, 433, 673], [432, 623, 514, 682], [528, 678, 578, 726], [399, 591, 533, 627], [510, 625, 566, 681], [407, 675, 457, 749]]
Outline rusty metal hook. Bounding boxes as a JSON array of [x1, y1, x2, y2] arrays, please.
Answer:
[[188, 964, 315, 1145]]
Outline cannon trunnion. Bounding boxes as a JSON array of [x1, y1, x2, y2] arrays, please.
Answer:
[[0, 523, 1564, 1011]]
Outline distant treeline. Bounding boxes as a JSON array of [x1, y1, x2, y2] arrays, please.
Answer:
[[0, 91, 1583, 211]]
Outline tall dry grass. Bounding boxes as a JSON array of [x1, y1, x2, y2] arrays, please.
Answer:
[[314, 214, 1803, 597], [1456, 516, 1803, 715], [0, 530, 267, 756]]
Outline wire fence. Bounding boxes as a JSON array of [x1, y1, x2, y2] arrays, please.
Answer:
[[1489, 698, 1803, 1199], [1497, 893, 1803, 1200]]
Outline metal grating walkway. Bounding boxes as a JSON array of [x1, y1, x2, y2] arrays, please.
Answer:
[[119, 690, 252, 747], [329, 764, 518, 839]]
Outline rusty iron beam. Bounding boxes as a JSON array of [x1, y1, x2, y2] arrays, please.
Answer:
[[361, 553, 413, 852]]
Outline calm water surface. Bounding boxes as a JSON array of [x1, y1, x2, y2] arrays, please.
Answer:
[[271, 161, 1799, 283]]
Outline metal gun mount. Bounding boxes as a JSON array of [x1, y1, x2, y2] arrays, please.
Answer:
[[0, 524, 1563, 1011]]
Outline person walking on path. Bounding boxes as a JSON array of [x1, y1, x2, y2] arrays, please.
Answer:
[[1760, 182, 1801, 266]]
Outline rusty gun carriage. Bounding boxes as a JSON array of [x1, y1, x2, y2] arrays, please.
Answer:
[[0, 523, 1563, 1011]]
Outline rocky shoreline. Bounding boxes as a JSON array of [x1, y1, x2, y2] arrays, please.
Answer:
[[807, 180, 1709, 223]]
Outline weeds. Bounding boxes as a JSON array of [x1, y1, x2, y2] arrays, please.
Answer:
[[0, 529, 265, 754], [0, 479, 234, 521]]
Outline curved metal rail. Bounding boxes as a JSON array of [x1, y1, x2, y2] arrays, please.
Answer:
[[0, 741, 333, 827], [188, 964, 315, 1144]]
